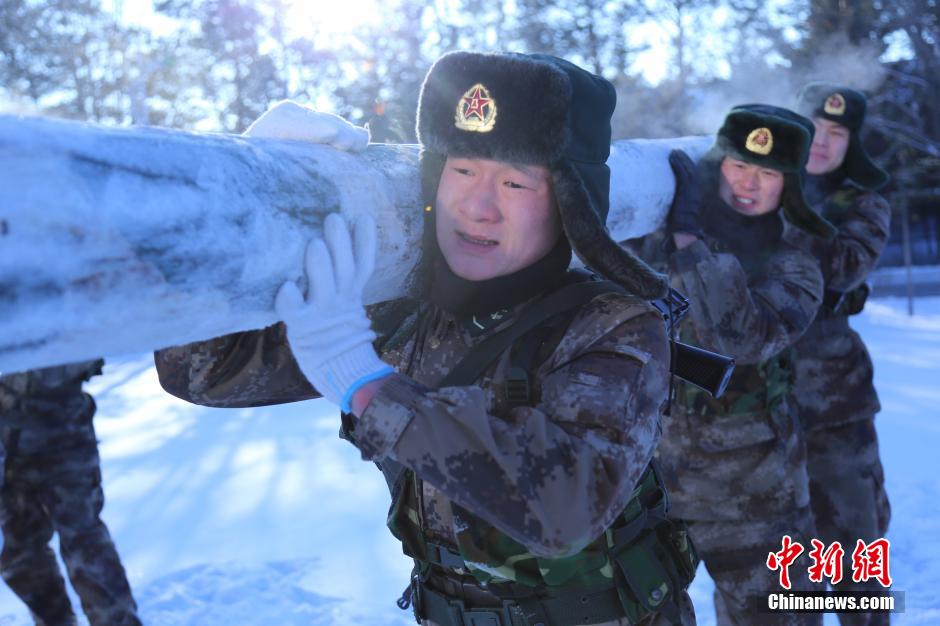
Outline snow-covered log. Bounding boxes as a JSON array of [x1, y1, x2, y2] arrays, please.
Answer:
[[0, 114, 711, 373]]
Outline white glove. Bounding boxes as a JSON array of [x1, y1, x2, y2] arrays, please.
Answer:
[[276, 213, 392, 411], [244, 100, 370, 152]]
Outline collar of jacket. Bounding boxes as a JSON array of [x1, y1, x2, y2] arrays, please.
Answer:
[[427, 235, 572, 320], [700, 193, 785, 269]]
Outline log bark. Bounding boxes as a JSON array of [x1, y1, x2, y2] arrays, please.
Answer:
[[0, 114, 710, 373]]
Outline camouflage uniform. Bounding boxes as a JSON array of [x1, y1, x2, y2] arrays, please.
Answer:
[[631, 193, 825, 625], [156, 288, 696, 625], [791, 181, 892, 625], [157, 50, 699, 625], [0, 361, 140, 626]]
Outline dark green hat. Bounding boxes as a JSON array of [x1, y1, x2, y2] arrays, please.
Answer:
[[796, 82, 889, 190], [714, 104, 836, 239], [416, 51, 668, 299]]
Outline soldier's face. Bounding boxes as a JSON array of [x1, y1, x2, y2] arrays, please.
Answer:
[[718, 157, 785, 216], [435, 157, 561, 281], [807, 117, 851, 175]]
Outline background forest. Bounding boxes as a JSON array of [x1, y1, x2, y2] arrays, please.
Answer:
[[1, 0, 938, 264]]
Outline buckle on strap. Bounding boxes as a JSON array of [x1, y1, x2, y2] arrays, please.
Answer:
[[426, 541, 468, 570], [504, 367, 531, 406], [417, 582, 528, 626]]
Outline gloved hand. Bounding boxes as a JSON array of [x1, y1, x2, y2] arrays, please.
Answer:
[[667, 149, 702, 236], [244, 100, 370, 152], [276, 213, 393, 412]]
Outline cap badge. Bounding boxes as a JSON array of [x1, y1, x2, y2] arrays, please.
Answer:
[[824, 93, 846, 116], [745, 127, 774, 155], [455, 83, 497, 133]]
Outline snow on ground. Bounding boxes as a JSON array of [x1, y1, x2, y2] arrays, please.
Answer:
[[1, 295, 938, 625]]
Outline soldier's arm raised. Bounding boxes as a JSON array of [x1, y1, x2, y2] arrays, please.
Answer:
[[154, 323, 319, 408], [820, 192, 891, 291], [668, 240, 824, 364], [349, 299, 670, 558]]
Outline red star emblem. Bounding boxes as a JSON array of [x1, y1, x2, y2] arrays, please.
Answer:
[[462, 86, 491, 121]]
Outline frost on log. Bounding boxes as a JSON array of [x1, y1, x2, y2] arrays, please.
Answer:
[[0, 114, 711, 373]]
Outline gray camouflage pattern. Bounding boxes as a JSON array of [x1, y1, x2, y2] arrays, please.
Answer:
[[794, 186, 892, 626], [792, 189, 891, 430], [0, 362, 141, 626], [691, 507, 820, 626], [806, 420, 890, 626], [157, 292, 670, 559], [155, 289, 682, 624], [629, 223, 824, 625]]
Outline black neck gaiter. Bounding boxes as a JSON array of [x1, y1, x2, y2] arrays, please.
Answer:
[[428, 236, 572, 317], [700, 193, 784, 271]]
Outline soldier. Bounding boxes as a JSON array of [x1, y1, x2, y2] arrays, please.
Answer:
[[156, 52, 698, 625], [792, 84, 892, 626], [629, 104, 835, 625], [0, 360, 141, 626]]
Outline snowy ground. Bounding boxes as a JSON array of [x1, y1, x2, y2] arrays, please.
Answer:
[[1, 295, 938, 625]]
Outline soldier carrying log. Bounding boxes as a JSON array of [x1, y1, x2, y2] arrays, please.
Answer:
[[155, 51, 699, 625]]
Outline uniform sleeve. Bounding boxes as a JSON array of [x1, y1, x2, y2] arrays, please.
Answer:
[[669, 239, 823, 364], [352, 308, 669, 558], [153, 322, 318, 408], [152, 299, 415, 408], [821, 192, 891, 291]]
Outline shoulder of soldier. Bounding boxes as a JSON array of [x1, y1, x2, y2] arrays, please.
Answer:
[[781, 219, 818, 254], [772, 234, 821, 266], [855, 189, 891, 213], [831, 182, 889, 210], [765, 237, 825, 299], [550, 289, 668, 369], [622, 227, 671, 273]]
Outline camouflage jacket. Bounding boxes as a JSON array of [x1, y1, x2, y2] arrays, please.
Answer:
[[791, 184, 891, 429], [629, 214, 823, 520], [155, 291, 670, 560], [0, 360, 103, 457]]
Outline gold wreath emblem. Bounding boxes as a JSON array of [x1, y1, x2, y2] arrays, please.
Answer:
[[454, 83, 497, 133], [823, 93, 846, 116], [745, 127, 774, 155]]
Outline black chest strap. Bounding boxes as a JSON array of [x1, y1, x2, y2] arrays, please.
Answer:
[[435, 277, 620, 390]]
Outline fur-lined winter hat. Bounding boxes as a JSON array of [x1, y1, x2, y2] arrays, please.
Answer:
[[713, 104, 836, 239], [796, 82, 889, 190], [415, 51, 668, 299]]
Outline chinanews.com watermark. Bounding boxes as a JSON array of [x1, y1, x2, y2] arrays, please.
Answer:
[[764, 535, 904, 614]]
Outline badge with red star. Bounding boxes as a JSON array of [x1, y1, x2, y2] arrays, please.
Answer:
[[454, 83, 497, 132], [745, 127, 774, 155], [824, 93, 846, 116]]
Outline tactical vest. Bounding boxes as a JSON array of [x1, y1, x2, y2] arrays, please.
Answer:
[[377, 275, 699, 626]]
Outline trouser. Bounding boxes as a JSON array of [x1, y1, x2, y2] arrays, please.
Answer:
[[687, 510, 821, 626], [806, 419, 891, 626], [0, 396, 141, 626], [658, 412, 822, 625]]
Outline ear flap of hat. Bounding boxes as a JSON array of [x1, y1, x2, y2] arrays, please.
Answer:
[[781, 172, 837, 240], [552, 160, 669, 299], [843, 134, 890, 190]]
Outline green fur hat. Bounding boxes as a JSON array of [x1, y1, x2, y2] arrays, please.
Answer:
[[713, 104, 836, 239], [415, 51, 668, 299], [796, 82, 889, 190]]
